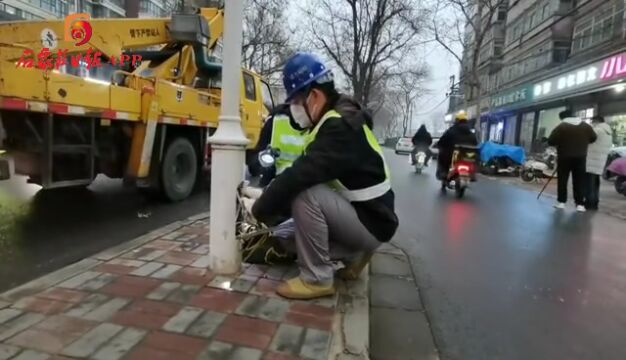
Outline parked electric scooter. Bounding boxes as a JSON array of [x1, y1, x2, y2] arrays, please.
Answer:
[[606, 157, 626, 197], [442, 145, 479, 198], [521, 147, 557, 182]]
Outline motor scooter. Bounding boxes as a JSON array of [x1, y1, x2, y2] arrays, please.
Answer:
[[521, 147, 557, 182], [443, 145, 478, 198], [606, 157, 626, 197], [413, 150, 427, 174]]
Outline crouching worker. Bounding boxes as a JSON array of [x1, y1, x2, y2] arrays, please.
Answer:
[[251, 53, 399, 300]]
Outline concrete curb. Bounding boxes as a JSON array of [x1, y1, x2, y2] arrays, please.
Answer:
[[329, 267, 371, 360], [0, 212, 210, 303]]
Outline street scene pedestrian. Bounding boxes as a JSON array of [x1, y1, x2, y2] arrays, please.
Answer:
[[411, 124, 433, 165], [548, 110, 597, 212], [585, 116, 613, 210]]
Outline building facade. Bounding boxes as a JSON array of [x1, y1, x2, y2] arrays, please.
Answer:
[[450, 0, 626, 152], [0, 0, 178, 20]]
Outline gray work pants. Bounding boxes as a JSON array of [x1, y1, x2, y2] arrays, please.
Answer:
[[273, 184, 381, 286]]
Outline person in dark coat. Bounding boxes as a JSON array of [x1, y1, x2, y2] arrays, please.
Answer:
[[410, 125, 433, 165], [548, 109, 597, 212], [436, 113, 478, 180]]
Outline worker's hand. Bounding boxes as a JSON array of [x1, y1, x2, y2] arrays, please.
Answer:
[[242, 186, 263, 200]]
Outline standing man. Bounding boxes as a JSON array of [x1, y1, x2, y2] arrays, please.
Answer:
[[548, 110, 597, 212], [584, 116, 613, 210], [251, 53, 398, 300], [247, 104, 306, 186]]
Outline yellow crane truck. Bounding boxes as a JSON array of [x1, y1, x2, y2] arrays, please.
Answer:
[[0, 6, 273, 201]]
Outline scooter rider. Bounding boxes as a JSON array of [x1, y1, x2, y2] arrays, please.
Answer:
[[250, 53, 399, 300], [436, 112, 478, 181], [411, 124, 433, 166], [247, 104, 306, 186]]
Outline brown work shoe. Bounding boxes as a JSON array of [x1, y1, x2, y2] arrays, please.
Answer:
[[337, 252, 374, 281], [276, 277, 336, 300]]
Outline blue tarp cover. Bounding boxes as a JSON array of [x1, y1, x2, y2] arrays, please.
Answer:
[[479, 141, 526, 165]]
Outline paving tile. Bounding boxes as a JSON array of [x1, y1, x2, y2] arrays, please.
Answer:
[[138, 249, 168, 262], [13, 297, 74, 316], [269, 324, 305, 356], [92, 327, 147, 360], [78, 273, 118, 291], [57, 271, 101, 289], [8, 315, 96, 354], [243, 265, 269, 277], [130, 262, 165, 277], [141, 331, 207, 358], [208, 275, 239, 290], [190, 288, 247, 313], [299, 328, 331, 360], [127, 346, 193, 360], [162, 306, 204, 333], [11, 350, 50, 360], [236, 296, 290, 322], [61, 323, 123, 358], [250, 279, 282, 298], [214, 315, 278, 349], [185, 311, 227, 338], [230, 276, 258, 293], [197, 341, 262, 360], [190, 244, 211, 255], [284, 303, 334, 331], [106, 259, 146, 268], [150, 264, 182, 280], [166, 284, 201, 304], [111, 300, 182, 331], [100, 275, 162, 298], [263, 351, 301, 360], [171, 267, 215, 286], [176, 233, 200, 242], [190, 255, 211, 268], [0, 344, 21, 359], [38, 288, 87, 304], [262, 266, 290, 281], [65, 293, 110, 318], [160, 230, 184, 241], [94, 264, 135, 276], [144, 240, 180, 251], [83, 297, 130, 322], [0, 313, 46, 341], [157, 251, 201, 266], [146, 282, 181, 301], [0, 309, 23, 325]]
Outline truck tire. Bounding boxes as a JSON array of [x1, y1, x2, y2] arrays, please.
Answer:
[[161, 137, 198, 202]]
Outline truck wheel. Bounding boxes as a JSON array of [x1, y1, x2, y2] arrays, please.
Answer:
[[161, 137, 198, 202]]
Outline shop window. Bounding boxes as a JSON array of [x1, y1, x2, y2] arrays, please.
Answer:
[[520, 112, 536, 152], [504, 116, 518, 145]]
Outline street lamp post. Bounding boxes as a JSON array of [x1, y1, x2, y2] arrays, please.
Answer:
[[208, 0, 249, 275]]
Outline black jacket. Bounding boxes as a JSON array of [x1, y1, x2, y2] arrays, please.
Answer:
[[437, 122, 478, 151], [252, 95, 398, 243], [412, 125, 433, 147], [548, 117, 597, 158]]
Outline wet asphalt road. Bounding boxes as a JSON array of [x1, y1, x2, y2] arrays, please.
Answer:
[[0, 173, 209, 292], [387, 149, 626, 360]]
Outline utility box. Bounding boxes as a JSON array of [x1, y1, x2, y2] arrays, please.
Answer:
[[169, 15, 210, 46]]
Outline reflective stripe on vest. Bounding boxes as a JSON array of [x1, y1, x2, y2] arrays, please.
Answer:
[[305, 110, 391, 202], [270, 115, 306, 174]]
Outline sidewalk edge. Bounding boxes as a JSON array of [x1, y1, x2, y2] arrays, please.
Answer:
[[0, 212, 210, 303], [329, 266, 370, 360]]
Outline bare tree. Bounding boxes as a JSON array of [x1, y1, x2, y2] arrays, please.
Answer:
[[389, 72, 425, 136], [242, 0, 294, 86], [431, 0, 506, 127], [299, 0, 429, 106]]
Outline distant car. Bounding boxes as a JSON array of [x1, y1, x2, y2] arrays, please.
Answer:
[[395, 137, 414, 154], [603, 146, 626, 179], [430, 137, 440, 159]]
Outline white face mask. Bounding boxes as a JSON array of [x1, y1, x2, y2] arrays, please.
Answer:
[[290, 104, 312, 129]]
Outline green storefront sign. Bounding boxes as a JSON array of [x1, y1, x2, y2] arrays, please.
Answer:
[[490, 85, 533, 111]]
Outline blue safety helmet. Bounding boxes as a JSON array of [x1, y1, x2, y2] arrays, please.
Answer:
[[282, 53, 333, 102]]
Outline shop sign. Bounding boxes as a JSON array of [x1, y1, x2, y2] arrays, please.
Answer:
[[534, 51, 626, 100], [491, 85, 532, 110], [600, 53, 626, 81]]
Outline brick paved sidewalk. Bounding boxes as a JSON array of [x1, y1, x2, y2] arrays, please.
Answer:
[[0, 216, 340, 360]]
